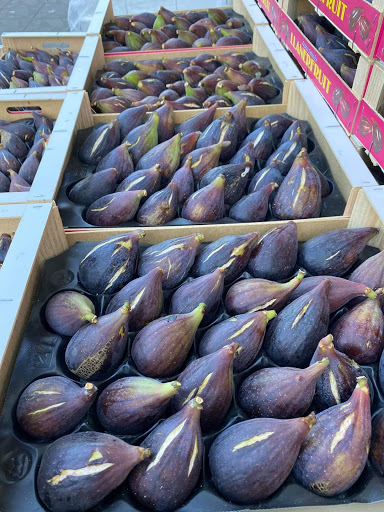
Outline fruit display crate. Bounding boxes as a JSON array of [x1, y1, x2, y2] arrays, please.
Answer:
[[0, 93, 92, 205], [1, 187, 384, 512], [86, 0, 257, 54], [0, 203, 26, 270], [256, 0, 282, 27], [0, 33, 103, 95], [51, 79, 375, 229], [283, 0, 384, 60], [87, 24, 302, 113]]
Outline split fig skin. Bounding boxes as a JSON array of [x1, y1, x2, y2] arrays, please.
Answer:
[[209, 413, 316, 504], [37, 431, 150, 512], [16, 376, 96, 440], [128, 398, 203, 512], [293, 377, 371, 497], [238, 358, 328, 419]]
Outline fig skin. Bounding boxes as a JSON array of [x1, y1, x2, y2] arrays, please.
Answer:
[[192, 232, 259, 283], [311, 334, 368, 411], [128, 398, 203, 512], [138, 233, 204, 290], [65, 302, 130, 381], [370, 409, 384, 476], [172, 343, 238, 431], [349, 250, 384, 294], [199, 310, 276, 372], [288, 275, 376, 312], [298, 227, 379, 277], [131, 303, 205, 378], [265, 280, 330, 368], [37, 431, 150, 512], [45, 291, 97, 337], [79, 230, 145, 295], [105, 267, 163, 330], [209, 413, 316, 504], [16, 376, 96, 440], [225, 269, 305, 315], [97, 377, 181, 435], [238, 358, 329, 419], [247, 221, 298, 281], [293, 377, 371, 497], [331, 297, 384, 364]]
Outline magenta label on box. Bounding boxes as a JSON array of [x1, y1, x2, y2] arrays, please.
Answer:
[[353, 100, 384, 167], [309, 0, 381, 56], [256, 0, 280, 28], [277, 11, 358, 131]]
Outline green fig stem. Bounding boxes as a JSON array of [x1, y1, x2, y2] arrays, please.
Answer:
[[84, 382, 96, 392], [121, 301, 131, 314], [295, 269, 306, 281], [356, 375, 369, 393], [365, 287, 377, 299], [83, 313, 98, 324], [191, 303, 206, 326], [265, 310, 277, 321], [318, 334, 334, 351], [320, 357, 330, 367], [171, 381, 181, 389], [140, 447, 152, 459], [191, 396, 203, 409], [303, 411, 316, 430], [196, 233, 204, 242]]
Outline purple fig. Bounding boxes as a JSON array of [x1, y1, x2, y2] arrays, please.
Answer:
[[138, 233, 204, 289], [69, 168, 118, 206], [298, 227, 378, 277], [179, 131, 201, 160], [155, 103, 174, 143], [137, 133, 182, 184], [37, 432, 150, 512], [17, 376, 96, 440], [132, 303, 205, 377], [117, 164, 163, 196], [137, 182, 178, 225], [79, 119, 120, 165], [370, 409, 384, 475], [9, 169, 31, 192], [230, 141, 256, 168], [95, 142, 134, 182], [196, 111, 238, 161], [200, 310, 276, 372], [170, 156, 194, 204], [349, 250, 384, 295], [86, 190, 146, 226], [123, 112, 159, 165], [175, 104, 217, 136], [0, 173, 10, 192], [0, 147, 20, 176], [293, 377, 371, 496], [182, 175, 225, 222], [45, 290, 96, 336], [185, 141, 230, 181], [229, 182, 277, 222], [254, 114, 293, 138], [97, 377, 180, 435], [248, 159, 283, 193], [242, 120, 275, 160]]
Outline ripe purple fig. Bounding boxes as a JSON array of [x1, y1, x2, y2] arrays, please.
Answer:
[[97, 377, 181, 434], [293, 377, 371, 496], [370, 409, 384, 476], [229, 182, 278, 222], [16, 376, 96, 440], [182, 175, 225, 222], [45, 291, 97, 336], [136, 182, 178, 226], [238, 358, 329, 419], [209, 413, 316, 504], [86, 190, 147, 226]]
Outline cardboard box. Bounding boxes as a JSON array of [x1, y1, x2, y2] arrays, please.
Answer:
[[0, 92, 90, 205], [87, 0, 268, 37], [0, 33, 103, 95], [0, 203, 26, 268]]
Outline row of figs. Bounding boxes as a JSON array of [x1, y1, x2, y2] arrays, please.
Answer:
[[10, 223, 384, 511], [297, 13, 358, 88], [69, 103, 332, 226], [0, 48, 78, 89], [0, 112, 54, 193], [91, 51, 279, 113], [102, 7, 251, 53]]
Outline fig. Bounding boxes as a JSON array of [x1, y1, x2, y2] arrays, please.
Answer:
[[37, 431, 150, 512], [137, 133, 182, 184], [170, 156, 194, 205], [86, 190, 147, 226], [95, 142, 134, 183], [226, 270, 305, 315], [138, 233, 203, 290], [17, 376, 96, 440], [128, 397, 203, 512], [185, 141, 230, 181], [298, 227, 378, 276], [199, 310, 276, 372], [200, 163, 251, 206], [349, 250, 384, 294], [241, 120, 274, 160], [229, 182, 278, 222], [254, 114, 293, 138], [265, 280, 330, 367], [247, 222, 298, 280], [69, 168, 118, 207], [123, 112, 159, 166], [370, 409, 384, 476], [136, 182, 178, 226], [18, 151, 40, 184], [238, 358, 329, 419], [117, 164, 163, 196], [97, 377, 180, 435], [293, 377, 371, 496], [209, 413, 316, 504], [182, 175, 226, 222], [196, 111, 238, 161], [193, 233, 259, 283], [132, 303, 205, 378], [155, 103, 174, 143], [45, 291, 96, 336], [265, 132, 305, 175], [79, 119, 120, 165], [78, 230, 144, 295], [172, 343, 237, 431]]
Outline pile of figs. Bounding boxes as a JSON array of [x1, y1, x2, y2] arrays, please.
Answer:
[[0, 48, 78, 89], [0, 112, 53, 192], [8, 224, 384, 511], [102, 7, 251, 53], [297, 13, 358, 87], [69, 103, 331, 226], [91, 51, 279, 112]]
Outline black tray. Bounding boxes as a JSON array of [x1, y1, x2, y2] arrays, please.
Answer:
[[56, 111, 346, 229], [0, 239, 383, 511]]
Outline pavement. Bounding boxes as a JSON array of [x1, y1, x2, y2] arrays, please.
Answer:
[[0, 0, 70, 34]]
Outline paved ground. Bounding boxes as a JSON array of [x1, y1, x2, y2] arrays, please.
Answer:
[[0, 0, 70, 34]]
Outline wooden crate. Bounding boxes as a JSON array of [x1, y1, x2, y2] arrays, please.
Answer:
[[0, 92, 91, 205], [87, 0, 266, 42], [0, 33, 103, 95]]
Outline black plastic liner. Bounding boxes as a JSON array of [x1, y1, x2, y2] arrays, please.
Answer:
[[0, 238, 383, 511], [56, 110, 346, 229]]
